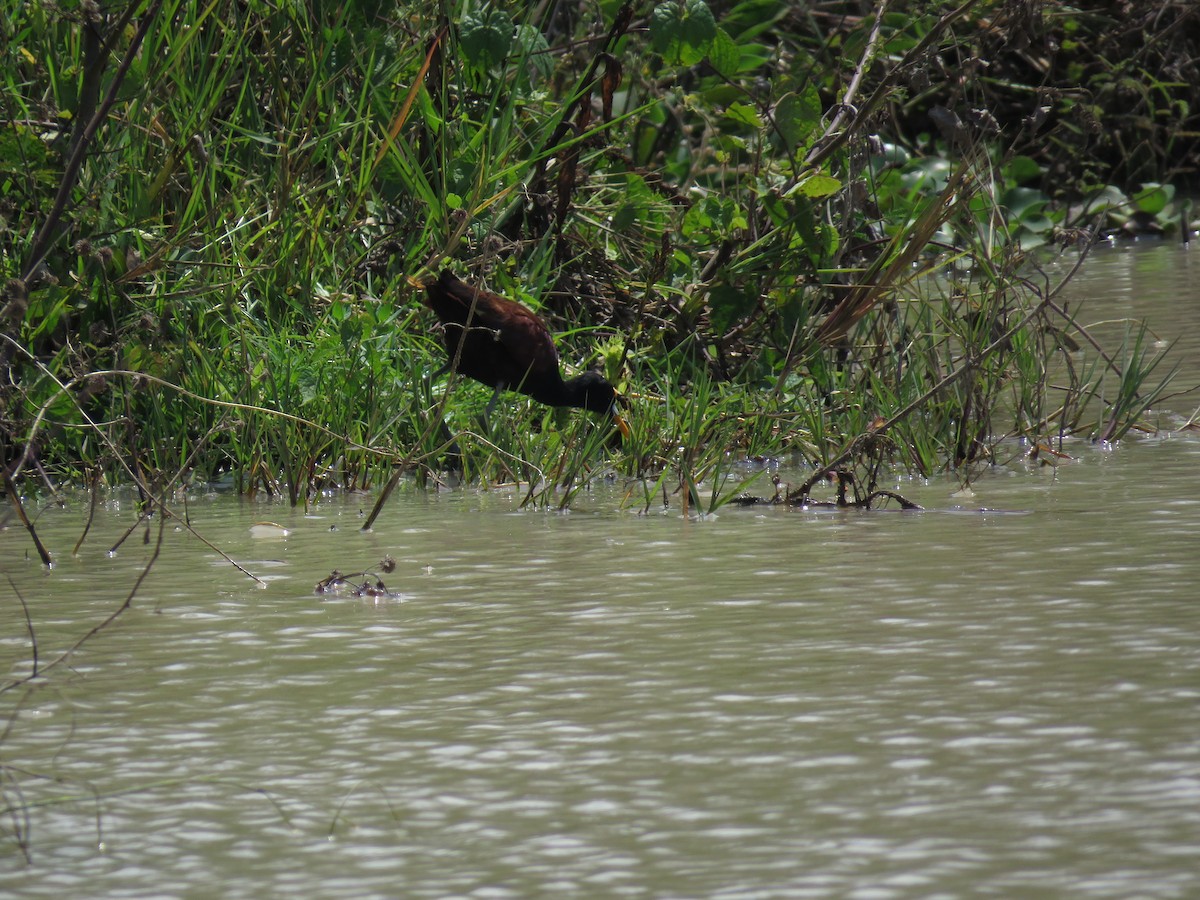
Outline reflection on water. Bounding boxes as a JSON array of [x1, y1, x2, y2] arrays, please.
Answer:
[[2, 243, 1199, 898]]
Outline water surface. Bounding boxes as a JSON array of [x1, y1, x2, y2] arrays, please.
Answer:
[[1, 242, 1199, 898]]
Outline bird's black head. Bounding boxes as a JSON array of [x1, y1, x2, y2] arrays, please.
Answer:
[[562, 370, 619, 414]]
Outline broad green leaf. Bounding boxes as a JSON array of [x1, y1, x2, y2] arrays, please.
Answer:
[[1083, 185, 1128, 216], [1132, 183, 1174, 215], [775, 87, 821, 148], [736, 43, 773, 75], [723, 101, 763, 129], [720, 0, 788, 41], [612, 174, 660, 233], [681, 201, 715, 239], [1003, 186, 1049, 220], [1004, 154, 1043, 185], [708, 282, 757, 334], [707, 27, 740, 78], [514, 23, 552, 81], [459, 7, 514, 72], [650, 0, 717, 66], [787, 172, 842, 199]]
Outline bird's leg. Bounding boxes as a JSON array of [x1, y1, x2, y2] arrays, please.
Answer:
[[482, 382, 505, 432], [438, 419, 463, 473], [418, 365, 462, 473]]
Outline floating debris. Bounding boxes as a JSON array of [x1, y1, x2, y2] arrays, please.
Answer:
[[315, 558, 405, 599], [729, 469, 924, 510], [249, 521, 290, 539]]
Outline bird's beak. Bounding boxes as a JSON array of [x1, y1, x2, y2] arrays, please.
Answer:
[[612, 393, 631, 439], [614, 391, 633, 441]]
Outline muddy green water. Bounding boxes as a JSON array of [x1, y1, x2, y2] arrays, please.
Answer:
[[2, 242, 1199, 898]]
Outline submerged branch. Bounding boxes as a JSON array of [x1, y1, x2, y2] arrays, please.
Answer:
[[6, 577, 39, 679], [3, 472, 52, 568]]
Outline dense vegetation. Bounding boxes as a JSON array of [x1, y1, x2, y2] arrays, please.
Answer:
[[2, 0, 1196, 515]]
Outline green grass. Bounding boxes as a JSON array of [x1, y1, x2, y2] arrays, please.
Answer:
[[0, 0, 1188, 514]]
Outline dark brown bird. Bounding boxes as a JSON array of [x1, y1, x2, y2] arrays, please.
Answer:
[[419, 269, 620, 417]]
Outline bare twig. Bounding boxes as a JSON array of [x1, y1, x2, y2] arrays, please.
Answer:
[[795, 0, 889, 177], [72, 467, 103, 556], [3, 472, 52, 568]]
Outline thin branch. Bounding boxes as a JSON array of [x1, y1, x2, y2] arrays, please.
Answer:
[[3, 473, 52, 567], [72, 467, 103, 556], [799, 0, 889, 175]]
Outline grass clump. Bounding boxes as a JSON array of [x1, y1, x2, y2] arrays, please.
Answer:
[[0, 0, 1191, 515]]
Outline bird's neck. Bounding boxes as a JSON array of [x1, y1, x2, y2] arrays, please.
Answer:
[[528, 373, 573, 408], [550, 374, 609, 413]]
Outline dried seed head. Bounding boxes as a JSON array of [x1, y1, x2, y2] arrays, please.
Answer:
[[2, 278, 28, 324], [88, 321, 110, 344], [79, 374, 109, 401]]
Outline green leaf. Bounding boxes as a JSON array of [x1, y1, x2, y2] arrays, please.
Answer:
[[1002, 186, 1049, 220], [901, 157, 953, 192], [720, 0, 788, 41], [459, 7, 514, 72], [514, 23, 552, 81], [707, 27, 740, 78], [650, 0, 717, 66], [1083, 185, 1128, 216], [1004, 155, 1043, 185], [612, 174, 660, 233], [723, 101, 762, 129], [708, 282, 757, 334], [786, 172, 841, 199], [1132, 183, 1174, 215], [874, 142, 910, 169], [774, 87, 821, 148], [681, 201, 715, 239], [736, 43, 773, 75], [761, 192, 790, 227], [681, 196, 746, 242]]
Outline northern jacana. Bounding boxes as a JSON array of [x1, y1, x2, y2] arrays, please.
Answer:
[[418, 269, 621, 420]]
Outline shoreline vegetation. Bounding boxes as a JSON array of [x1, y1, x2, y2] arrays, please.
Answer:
[[3, 1, 1198, 526]]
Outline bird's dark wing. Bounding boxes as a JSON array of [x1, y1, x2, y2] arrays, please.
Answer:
[[426, 271, 562, 388], [491, 301, 562, 378]]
